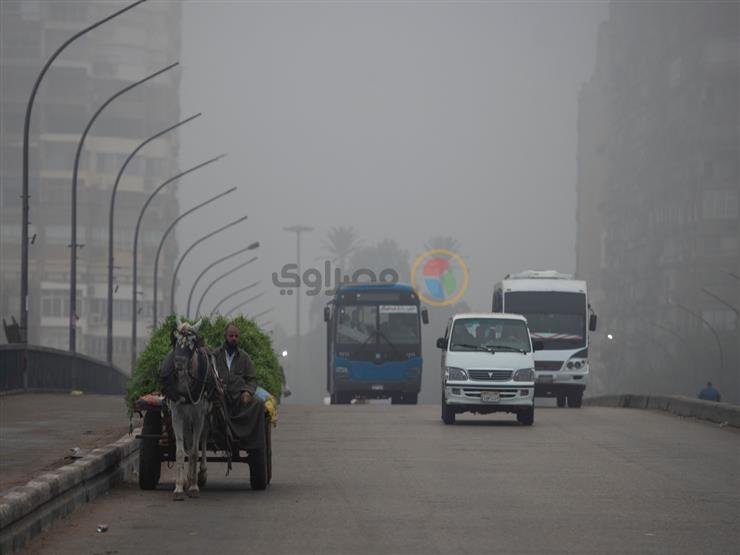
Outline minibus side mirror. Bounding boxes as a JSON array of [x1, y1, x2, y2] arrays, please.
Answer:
[[421, 308, 429, 325], [436, 337, 447, 349], [589, 314, 597, 331], [323, 307, 330, 322], [532, 340, 545, 351]]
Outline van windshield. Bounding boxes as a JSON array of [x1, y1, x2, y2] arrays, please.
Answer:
[[450, 318, 531, 352]]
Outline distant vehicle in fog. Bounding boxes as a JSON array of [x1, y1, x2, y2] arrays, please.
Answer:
[[324, 283, 429, 404], [437, 313, 539, 425], [492, 270, 597, 408]]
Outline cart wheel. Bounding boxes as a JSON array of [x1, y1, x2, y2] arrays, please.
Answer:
[[248, 446, 268, 490], [139, 410, 162, 490], [266, 419, 272, 485], [248, 414, 269, 491]]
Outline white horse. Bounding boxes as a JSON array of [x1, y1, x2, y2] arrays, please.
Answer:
[[163, 319, 216, 500]]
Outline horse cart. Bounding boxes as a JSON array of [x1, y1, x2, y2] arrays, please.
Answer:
[[134, 393, 273, 492]]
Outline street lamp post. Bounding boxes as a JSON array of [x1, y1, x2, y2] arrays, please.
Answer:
[[130, 155, 226, 368], [69, 61, 179, 353], [283, 225, 313, 369], [107, 113, 202, 362], [209, 287, 262, 319], [190, 247, 259, 318], [20, 0, 146, 345], [152, 188, 237, 328], [169, 217, 249, 316]]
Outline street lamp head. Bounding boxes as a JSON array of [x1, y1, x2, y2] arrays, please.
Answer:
[[281, 350, 288, 358], [607, 333, 614, 340], [283, 225, 314, 233], [248, 241, 260, 250]]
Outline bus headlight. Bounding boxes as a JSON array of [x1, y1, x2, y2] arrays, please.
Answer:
[[513, 368, 535, 382], [566, 359, 587, 371], [445, 367, 467, 381]]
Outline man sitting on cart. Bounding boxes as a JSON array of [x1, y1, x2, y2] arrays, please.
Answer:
[[212, 323, 266, 454]]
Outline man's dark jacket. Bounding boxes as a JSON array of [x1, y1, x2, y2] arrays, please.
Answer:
[[213, 345, 264, 449]]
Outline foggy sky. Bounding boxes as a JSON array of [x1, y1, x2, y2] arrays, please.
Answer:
[[175, 1, 607, 336]]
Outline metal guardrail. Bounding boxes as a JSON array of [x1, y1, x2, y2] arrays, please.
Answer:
[[0, 345, 127, 395]]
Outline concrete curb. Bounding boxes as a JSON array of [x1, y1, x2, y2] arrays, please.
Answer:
[[584, 394, 740, 428], [0, 430, 140, 554]]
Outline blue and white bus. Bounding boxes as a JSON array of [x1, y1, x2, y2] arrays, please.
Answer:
[[324, 283, 429, 404]]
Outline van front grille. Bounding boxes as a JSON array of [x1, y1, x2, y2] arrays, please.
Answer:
[[468, 369, 513, 381]]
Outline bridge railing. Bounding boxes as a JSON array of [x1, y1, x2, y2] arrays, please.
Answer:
[[0, 345, 127, 395]]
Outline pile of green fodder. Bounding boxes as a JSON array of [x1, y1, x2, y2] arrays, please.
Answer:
[[126, 314, 281, 411]]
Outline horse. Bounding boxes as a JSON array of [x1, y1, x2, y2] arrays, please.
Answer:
[[161, 319, 219, 500]]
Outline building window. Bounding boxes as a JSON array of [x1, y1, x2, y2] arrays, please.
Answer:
[[702, 189, 738, 220], [41, 290, 67, 317]]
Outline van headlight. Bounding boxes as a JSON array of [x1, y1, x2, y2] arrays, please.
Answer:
[[513, 368, 535, 382], [445, 367, 468, 381]]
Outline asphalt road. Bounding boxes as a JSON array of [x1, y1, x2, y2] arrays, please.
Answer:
[[23, 405, 740, 555], [0, 393, 130, 491]]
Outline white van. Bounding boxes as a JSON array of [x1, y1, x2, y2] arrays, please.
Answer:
[[437, 313, 540, 425]]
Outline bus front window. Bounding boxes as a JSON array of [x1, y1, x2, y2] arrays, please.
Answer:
[[379, 312, 419, 344], [336, 305, 377, 344], [505, 291, 587, 350]]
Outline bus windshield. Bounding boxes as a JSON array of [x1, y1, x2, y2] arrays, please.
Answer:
[[504, 291, 586, 350], [336, 304, 420, 345]]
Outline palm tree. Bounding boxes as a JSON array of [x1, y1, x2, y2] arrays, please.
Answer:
[[349, 238, 411, 281], [424, 235, 462, 255], [320, 226, 363, 270]]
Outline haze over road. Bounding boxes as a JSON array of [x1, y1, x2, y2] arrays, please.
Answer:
[[25, 405, 739, 555]]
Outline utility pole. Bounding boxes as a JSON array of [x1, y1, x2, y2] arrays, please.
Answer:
[[283, 225, 313, 369]]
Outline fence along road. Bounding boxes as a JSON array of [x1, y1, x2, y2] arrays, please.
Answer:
[[22, 404, 740, 555]]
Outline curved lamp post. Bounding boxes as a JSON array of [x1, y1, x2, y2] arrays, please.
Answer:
[[168, 216, 249, 316], [209, 285, 261, 319], [130, 155, 226, 367], [151, 187, 237, 328], [107, 112, 202, 362], [701, 288, 739, 318], [248, 307, 273, 322], [21, 0, 146, 345], [225, 299, 270, 320], [189, 246, 259, 318], [69, 61, 179, 353]]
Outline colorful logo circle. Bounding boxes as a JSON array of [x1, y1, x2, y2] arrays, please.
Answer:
[[410, 249, 468, 307]]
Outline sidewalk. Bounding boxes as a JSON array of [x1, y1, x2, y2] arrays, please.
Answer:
[[0, 393, 134, 492]]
